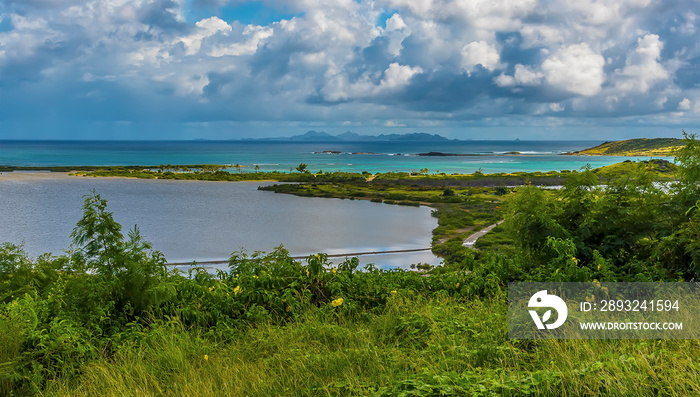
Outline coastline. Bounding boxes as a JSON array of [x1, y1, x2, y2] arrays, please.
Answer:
[[0, 171, 280, 184], [0, 171, 77, 181]]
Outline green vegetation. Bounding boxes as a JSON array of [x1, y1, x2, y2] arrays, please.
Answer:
[[258, 180, 506, 260], [80, 167, 366, 183], [2, 132, 700, 395], [593, 158, 676, 180], [567, 137, 684, 156]]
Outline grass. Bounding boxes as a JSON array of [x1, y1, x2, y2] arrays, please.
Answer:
[[42, 293, 700, 396], [593, 159, 677, 181], [569, 138, 684, 157]]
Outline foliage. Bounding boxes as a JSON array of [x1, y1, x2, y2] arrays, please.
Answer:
[[573, 137, 684, 156], [505, 132, 700, 281], [2, 135, 699, 395]]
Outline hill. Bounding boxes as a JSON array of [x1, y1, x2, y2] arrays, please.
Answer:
[[243, 131, 454, 142], [593, 158, 677, 180], [565, 138, 683, 156]]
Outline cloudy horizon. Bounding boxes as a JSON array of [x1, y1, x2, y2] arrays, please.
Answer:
[[1, 0, 699, 140]]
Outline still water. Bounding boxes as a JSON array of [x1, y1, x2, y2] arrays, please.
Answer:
[[0, 175, 440, 270]]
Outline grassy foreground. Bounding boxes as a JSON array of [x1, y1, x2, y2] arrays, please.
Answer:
[[39, 294, 700, 397]]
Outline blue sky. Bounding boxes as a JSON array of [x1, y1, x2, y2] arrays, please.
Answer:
[[1, 0, 699, 140]]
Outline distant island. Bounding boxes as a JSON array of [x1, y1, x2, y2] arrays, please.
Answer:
[[240, 130, 454, 142], [564, 138, 683, 157]]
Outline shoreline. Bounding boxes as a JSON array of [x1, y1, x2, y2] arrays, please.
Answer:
[[0, 171, 280, 184], [0, 171, 78, 181], [166, 247, 433, 267]]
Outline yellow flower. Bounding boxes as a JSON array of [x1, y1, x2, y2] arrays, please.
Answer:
[[233, 286, 242, 295], [204, 355, 209, 361], [455, 283, 460, 289], [390, 290, 397, 295], [209, 286, 215, 292], [305, 268, 310, 277], [331, 267, 337, 274], [331, 297, 344, 307]]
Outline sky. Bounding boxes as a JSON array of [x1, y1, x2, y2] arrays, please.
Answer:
[[1, 0, 699, 140]]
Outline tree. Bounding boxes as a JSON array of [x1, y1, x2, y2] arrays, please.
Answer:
[[254, 164, 260, 173], [68, 191, 173, 320], [296, 163, 308, 173], [70, 190, 124, 275], [234, 164, 242, 174], [674, 130, 700, 205]]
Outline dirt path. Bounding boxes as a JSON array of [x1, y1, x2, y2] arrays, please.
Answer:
[[462, 221, 504, 247]]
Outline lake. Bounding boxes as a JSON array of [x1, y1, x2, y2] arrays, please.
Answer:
[[0, 174, 439, 270]]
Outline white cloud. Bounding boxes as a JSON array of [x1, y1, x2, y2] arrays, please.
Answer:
[[209, 25, 273, 57], [461, 41, 501, 72], [2, 0, 700, 137], [679, 98, 692, 110], [495, 64, 543, 87], [379, 62, 422, 90], [549, 103, 565, 112], [613, 34, 669, 94], [382, 13, 411, 56], [385, 13, 407, 31], [542, 43, 605, 96], [320, 62, 422, 102], [178, 17, 232, 55]]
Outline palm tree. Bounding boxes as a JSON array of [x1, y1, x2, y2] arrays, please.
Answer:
[[254, 164, 260, 173]]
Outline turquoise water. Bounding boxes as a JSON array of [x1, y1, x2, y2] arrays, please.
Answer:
[[0, 140, 673, 173]]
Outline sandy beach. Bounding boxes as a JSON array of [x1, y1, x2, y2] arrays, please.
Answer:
[[0, 171, 79, 182]]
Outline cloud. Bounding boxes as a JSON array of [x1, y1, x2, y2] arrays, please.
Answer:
[[679, 98, 692, 110], [319, 62, 422, 102], [1, 0, 699, 138], [461, 41, 501, 72], [495, 64, 543, 87], [542, 43, 605, 96], [612, 34, 669, 94]]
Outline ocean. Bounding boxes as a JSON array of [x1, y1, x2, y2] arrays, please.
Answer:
[[0, 140, 673, 270], [0, 140, 670, 174]]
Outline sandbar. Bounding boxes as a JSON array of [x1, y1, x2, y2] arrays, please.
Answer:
[[0, 171, 78, 182]]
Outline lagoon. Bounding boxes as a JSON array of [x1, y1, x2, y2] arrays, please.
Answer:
[[0, 174, 440, 270]]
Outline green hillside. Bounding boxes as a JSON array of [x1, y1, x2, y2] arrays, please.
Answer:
[[567, 138, 683, 156]]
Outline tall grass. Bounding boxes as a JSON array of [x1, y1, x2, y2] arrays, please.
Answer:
[[42, 293, 700, 397]]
